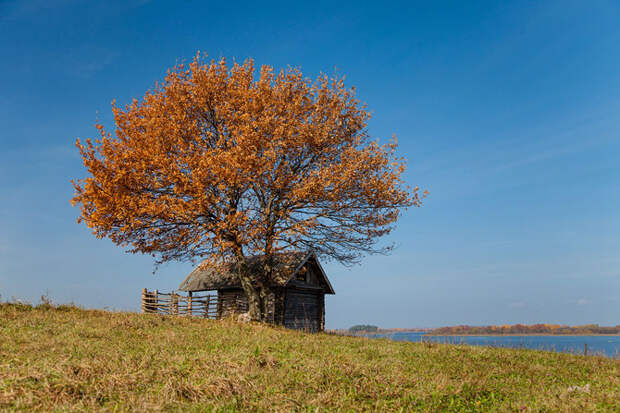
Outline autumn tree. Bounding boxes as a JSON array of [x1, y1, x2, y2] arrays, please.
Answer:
[[72, 54, 424, 321]]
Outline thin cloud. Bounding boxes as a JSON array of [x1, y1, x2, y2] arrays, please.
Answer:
[[0, 0, 77, 22], [69, 51, 119, 79]]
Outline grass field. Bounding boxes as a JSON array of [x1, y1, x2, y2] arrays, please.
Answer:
[[1, 303, 618, 412]]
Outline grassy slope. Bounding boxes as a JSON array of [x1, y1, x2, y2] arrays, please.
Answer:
[[0, 304, 618, 412]]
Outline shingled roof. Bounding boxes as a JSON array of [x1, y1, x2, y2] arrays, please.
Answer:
[[178, 251, 335, 294]]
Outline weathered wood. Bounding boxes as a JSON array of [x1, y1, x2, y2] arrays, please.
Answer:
[[169, 290, 174, 315], [141, 288, 217, 318], [187, 291, 193, 316], [284, 290, 321, 332], [318, 293, 325, 331], [141, 282, 326, 332], [141, 288, 147, 313]]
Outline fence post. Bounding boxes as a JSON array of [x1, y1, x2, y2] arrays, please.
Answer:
[[168, 290, 172, 315], [188, 291, 193, 317], [141, 288, 147, 313]]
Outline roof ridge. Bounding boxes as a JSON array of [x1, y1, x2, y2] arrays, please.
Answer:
[[178, 250, 334, 294]]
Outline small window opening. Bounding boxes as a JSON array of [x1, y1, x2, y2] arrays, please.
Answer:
[[296, 266, 307, 282]]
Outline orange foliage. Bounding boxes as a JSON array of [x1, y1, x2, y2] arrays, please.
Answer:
[[71, 54, 423, 318], [430, 324, 620, 335]]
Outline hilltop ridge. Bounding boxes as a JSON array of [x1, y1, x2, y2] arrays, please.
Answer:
[[1, 303, 618, 411]]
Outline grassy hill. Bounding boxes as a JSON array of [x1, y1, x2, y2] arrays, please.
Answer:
[[1, 303, 618, 412]]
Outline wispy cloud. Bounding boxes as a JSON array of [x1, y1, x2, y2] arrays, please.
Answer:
[[1, 0, 152, 22], [577, 298, 589, 306], [492, 137, 611, 174], [0, 0, 76, 22], [69, 51, 119, 79]]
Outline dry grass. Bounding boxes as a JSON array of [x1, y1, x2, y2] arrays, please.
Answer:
[[0, 302, 618, 412]]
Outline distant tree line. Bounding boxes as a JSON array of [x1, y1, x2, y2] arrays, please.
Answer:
[[429, 324, 620, 335], [349, 325, 379, 333]]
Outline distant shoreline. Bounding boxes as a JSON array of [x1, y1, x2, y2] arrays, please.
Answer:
[[340, 326, 620, 336], [424, 333, 620, 337], [372, 332, 620, 337], [340, 331, 620, 337]]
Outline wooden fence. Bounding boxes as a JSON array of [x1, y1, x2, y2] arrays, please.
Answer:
[[141, 288, 218, 318], [141, 288, 254, 319]]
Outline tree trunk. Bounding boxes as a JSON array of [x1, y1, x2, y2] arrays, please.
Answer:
[[258, 285, 272, 322], [259, 242, 275, 322], [238, 271, 262, 322], [234, 245, 274, 323]]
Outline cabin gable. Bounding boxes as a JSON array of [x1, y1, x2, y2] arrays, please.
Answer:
[[285, 255, 334, 294]]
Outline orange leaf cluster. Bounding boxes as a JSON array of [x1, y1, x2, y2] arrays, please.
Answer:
[[71, 54, 423, 270]]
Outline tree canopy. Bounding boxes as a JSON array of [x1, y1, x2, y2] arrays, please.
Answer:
[[72, 54, 424, 320], [349, 325, 380, 333]]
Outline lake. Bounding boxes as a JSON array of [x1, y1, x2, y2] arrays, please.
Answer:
[[369, 332, 620, 358]]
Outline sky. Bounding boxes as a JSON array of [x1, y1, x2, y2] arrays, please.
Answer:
[[1, 0, 619, 329]]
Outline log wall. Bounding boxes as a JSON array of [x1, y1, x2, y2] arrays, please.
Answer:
[[141, 287, 325, 332]]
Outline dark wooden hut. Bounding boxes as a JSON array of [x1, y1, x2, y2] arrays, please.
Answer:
[[178, 251, 335, 332]]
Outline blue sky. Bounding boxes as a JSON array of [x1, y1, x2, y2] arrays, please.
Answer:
[[1, 0, 619, 328]]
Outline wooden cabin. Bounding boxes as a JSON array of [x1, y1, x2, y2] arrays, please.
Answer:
[[178, 251, 335, 332]]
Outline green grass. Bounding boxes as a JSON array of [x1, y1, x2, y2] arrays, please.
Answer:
[[0, 303, 618, 412]]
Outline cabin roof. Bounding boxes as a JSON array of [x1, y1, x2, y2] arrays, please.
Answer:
[[178, 251, 335, 294]]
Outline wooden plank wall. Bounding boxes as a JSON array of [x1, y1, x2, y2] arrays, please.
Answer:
[[216, 290, 249, 318], [217, 290, 276, 322], [141, 288, 325, 332], [284, 291, 321, 332]]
